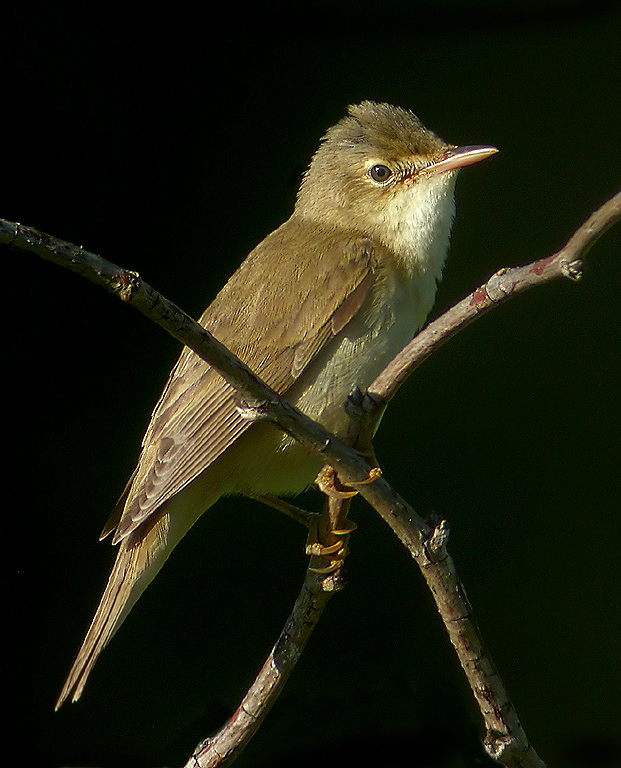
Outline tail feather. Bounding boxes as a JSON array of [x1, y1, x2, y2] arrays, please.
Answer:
[[56, 512, 175, 709]]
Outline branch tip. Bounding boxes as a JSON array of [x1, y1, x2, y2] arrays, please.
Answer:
[[560, 259, 583, 281], [113, 269, 141, 302], [424, 518, 450, 558], [486, 272, 516, 302], [5, 188, 617, 768]]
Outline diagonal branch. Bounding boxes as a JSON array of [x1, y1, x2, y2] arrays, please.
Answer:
[[185, 494, 351, 768], [0, 217, 374, 485], [184, 565, 338, 768], [367, 187, 621, 408], [3, 189, 618, 768]]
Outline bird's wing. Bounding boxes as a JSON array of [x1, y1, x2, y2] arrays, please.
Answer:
[[107, 222, 377, 542]]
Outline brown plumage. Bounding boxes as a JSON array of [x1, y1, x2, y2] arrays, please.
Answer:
[[56, 102, 496, 708]]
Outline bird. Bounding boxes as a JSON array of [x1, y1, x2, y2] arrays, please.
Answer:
[[55, 101, 497, 708]]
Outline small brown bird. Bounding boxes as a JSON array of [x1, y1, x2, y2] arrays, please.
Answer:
[[56, 101, 497, 707]]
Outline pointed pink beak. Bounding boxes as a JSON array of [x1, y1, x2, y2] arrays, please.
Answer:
[[428, 145, 499, 176]]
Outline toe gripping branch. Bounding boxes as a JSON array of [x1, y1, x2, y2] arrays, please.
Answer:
[[306, 387, 385, 585], [307, 462, 381, 584]]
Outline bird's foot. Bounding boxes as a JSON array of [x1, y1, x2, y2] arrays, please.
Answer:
[[315, 463, 382, 499]]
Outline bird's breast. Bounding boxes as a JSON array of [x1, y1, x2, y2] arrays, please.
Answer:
[[228, 256, 441, 499], [290, 261, 436, 436]]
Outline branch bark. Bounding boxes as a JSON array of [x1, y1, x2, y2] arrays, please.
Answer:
[[185, 566, 337, 768], [3, 189, 618, 768], [367, 188, 621, 408]]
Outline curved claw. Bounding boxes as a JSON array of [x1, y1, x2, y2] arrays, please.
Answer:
[[315, 465, 382, 499], [350, 466, 382, 485], [305, 539, 345, 557], [331, 520, 358, 536]]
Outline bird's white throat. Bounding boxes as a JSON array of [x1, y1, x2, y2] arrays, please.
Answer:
[[375, 171, 457, 285]]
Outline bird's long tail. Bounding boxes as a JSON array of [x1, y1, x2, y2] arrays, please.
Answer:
[[55, 509, 191, 709]]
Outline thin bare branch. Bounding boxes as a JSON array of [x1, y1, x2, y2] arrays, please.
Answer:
[[347, 480, 546, 768], [186, 492, 351, 768], [185, 568, 333, 767], [4, 191, 617, 768], [0, 218, 375, 486], [367, 188, 621, 408]]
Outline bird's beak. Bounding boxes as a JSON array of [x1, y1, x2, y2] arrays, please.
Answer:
[[427, 145, 499, 176]]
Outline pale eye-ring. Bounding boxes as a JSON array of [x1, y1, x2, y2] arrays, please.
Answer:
[[369, 164, 393, 183]]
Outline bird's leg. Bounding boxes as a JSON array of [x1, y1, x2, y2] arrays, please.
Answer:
[[305, 386, 386, 572], [255, 495, 317, 528], [257, 490, 354, 579], [306, 491, 355, 578], [313, 387, 384, 501]]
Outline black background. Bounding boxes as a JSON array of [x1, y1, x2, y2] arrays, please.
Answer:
[[6, 2, 620, 767]]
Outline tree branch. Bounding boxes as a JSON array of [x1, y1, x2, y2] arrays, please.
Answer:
[[4, 189, 618, 768], [0, 217, 374, 486], [367, 188, 621, 408], [184, 563, 341, 768]]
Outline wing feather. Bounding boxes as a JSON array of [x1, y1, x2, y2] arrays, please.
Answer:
[[112, 220, 376, 541]]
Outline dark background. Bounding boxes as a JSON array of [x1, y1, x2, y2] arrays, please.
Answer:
[[6, 2, 620, 767]]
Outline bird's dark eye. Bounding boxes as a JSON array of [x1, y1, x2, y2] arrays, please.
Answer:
[[369, 164, 393, 183]]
